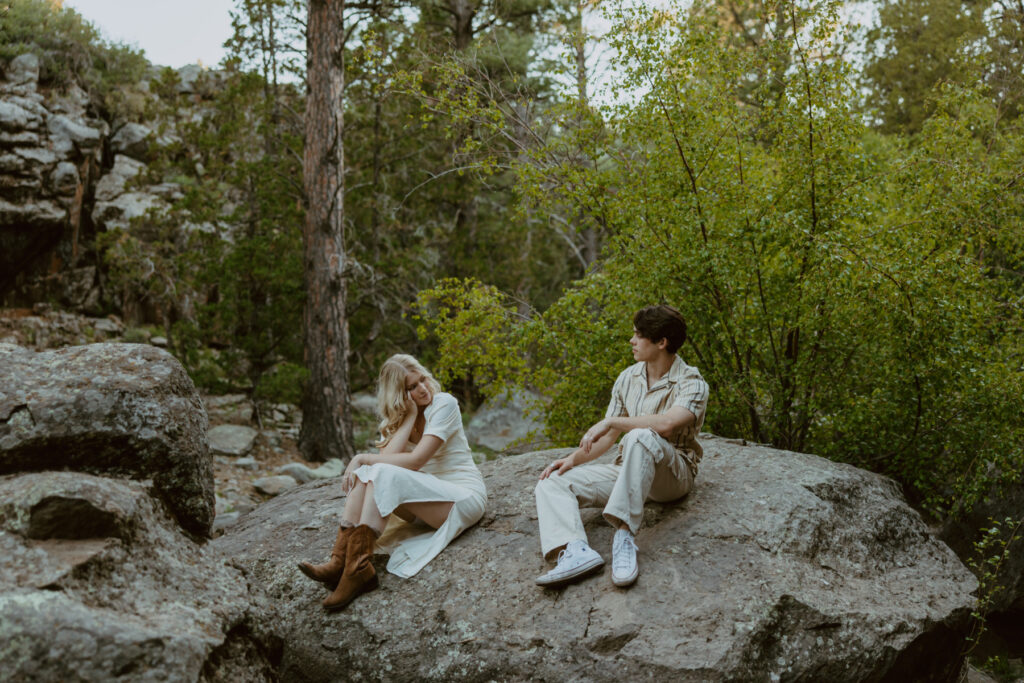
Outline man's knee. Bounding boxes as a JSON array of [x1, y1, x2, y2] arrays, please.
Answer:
[[620, 428, 661, 455]]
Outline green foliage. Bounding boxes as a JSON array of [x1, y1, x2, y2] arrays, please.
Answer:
[[253, 361, 308, 405], [964, 516, 1023, 657], [863, 0, 986, 133], [153, 64, 306, 401], [862, 0, 1024, 132], [416, 0, 1024, 515], [0, 0, 148, 119]]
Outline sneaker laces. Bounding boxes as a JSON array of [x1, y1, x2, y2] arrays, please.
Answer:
[[613, 533, 637, 571], [555, 542, 580, 569]]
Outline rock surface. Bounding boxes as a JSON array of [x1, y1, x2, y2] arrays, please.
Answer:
[[0, 342, 214, 537], [214, 436, 977, 682], [465, 389, 548, 453], [0, 471, 280, 681]]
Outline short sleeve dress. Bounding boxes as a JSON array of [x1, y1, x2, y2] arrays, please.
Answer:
[[353, 392, 487, 578]]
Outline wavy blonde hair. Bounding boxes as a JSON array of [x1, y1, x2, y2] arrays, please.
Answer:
[[375, 354, 442, 447]]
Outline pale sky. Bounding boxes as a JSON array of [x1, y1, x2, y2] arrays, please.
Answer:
[[64, 0, 236, 69]]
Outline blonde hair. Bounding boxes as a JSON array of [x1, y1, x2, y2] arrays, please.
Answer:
[[375, 354, 442, 447]]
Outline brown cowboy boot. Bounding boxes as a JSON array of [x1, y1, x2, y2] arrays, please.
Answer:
[[298, 525, 353, 588], [323, 524, 379, 612]]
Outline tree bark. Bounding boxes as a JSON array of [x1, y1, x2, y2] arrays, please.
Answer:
[[300, 0, 354, 462]]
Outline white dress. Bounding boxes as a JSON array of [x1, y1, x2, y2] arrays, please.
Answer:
[[353, 392, 487, 578]]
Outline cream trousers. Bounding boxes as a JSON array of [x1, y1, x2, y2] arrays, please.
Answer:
[[534, 428, 694, 559]]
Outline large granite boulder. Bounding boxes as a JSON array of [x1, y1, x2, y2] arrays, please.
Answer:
[[214, 436, 977, 681], [0, 342, 214, 537], [0, 471, 280, 681]]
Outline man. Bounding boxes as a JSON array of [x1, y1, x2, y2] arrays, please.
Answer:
[[534, 304, 709, 588]]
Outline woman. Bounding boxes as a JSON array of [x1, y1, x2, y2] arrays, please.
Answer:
[[298, 354, 487, 611]]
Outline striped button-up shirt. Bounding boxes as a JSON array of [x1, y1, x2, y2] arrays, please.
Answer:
[[605, 356, 710, 475]]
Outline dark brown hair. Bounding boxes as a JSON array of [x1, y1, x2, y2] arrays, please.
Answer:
[[633, 305, 687, 354]]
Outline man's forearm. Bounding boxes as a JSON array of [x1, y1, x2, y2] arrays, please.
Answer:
[[606, 407, 694, 438]]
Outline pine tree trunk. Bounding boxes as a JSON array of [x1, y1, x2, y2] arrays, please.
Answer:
[[299, 0, 354, 462]]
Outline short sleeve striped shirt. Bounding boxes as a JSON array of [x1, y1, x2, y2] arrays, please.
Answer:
[[605, 356, 709, 475]]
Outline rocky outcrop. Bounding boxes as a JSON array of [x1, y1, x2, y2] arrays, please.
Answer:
[[465, 388, 549, 453], [0, 54, 208, 314], [215, 436, 977, 682], [0, 304, 123, 349], [0, 471, 280, 681], [1, 54, 103, 310], [0, 342, 214, 537]]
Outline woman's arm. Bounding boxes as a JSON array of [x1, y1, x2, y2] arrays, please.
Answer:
[[379, 399, 418, 455], [342, 435, 442, 491], [342, 393, 459, 491], [360, 435, 443, 471]]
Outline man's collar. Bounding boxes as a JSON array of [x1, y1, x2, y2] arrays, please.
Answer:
[[636, 356, 684, 385]]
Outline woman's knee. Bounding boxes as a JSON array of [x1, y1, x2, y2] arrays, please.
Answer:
[[358, 462, 401, 486]]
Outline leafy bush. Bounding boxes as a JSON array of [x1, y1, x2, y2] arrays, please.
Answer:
[[253, 361, 308, 405], [416, 0, 1024, 516], [0, 0, 148, 119]]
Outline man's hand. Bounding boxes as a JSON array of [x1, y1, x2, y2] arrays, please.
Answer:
[[539, 454, 575, 480], [580, 419, 612, 454]]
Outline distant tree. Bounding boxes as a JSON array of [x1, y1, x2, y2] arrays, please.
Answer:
[[300, 0, 355, 461], [862, 0, 987, 133]]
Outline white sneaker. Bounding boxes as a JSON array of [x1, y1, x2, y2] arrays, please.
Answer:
[[611, 528, 639, 587], [535, 539, 604, 587]]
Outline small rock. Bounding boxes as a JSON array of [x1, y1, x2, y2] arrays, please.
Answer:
[[276, 463, 316, 484], [314, 459, 346, 478], [350, 392, 377, 415], [92, 318, 121, 335], [110, 122, 153, 159], [206, 394, 248, 409], [93, 155, 146, 201], [0, 99, 43, 131], [47, 114, 101, 154], [204, 394, 254, 425], [150, 336, 168, 347], [234, 457, 259, 471], [213, 512, 240, 531], [208, 425, 259, 457], [6, 53, 40, 89], [252, 475, 297, 496], [50, 161, 80, 195], [233, 501, 256, 516], [275, 459, 344, 484]]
